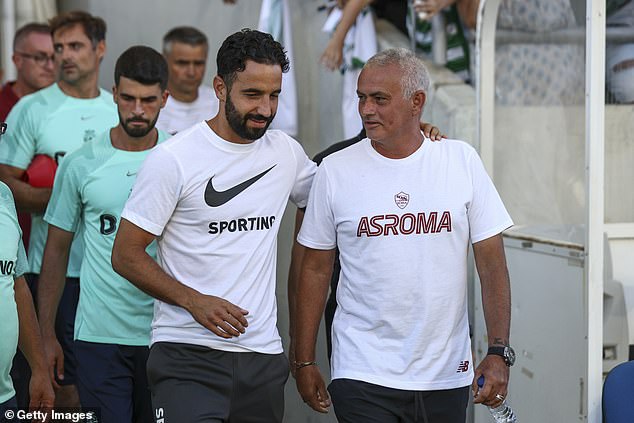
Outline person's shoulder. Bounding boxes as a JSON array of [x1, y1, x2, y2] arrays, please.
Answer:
[[313, 135, 365, 165], [63, 131, 109, 165], [97, 87, 116, 106], [12, 84, 58, 111], [430, 137, 476, 153]]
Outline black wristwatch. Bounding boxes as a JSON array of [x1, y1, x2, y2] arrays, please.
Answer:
[[487, 345, 516, 367]]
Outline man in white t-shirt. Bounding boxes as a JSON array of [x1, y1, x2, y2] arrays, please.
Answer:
[[112, 29, 315, 422], [156, 26, 219, 135], [293, 48, 515, 422]]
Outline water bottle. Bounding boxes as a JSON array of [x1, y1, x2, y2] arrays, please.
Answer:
[[477, 375, 517, 423]]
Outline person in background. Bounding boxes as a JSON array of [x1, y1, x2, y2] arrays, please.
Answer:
[[156, 26, 219, 135], [0, 10, 118, 408], [38, 46, 169, 423]]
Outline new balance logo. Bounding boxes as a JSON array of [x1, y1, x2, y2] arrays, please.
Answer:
[[457, 361, 470, 373], [204, 165, 276, 207]]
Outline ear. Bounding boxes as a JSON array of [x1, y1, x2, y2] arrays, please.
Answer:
[[160, 90, 169, 108], [412, 90, 426, 115], [95, 40, 106, 62], [12, 53, 20, 68], [213, 75, 227, 102], [112, 84, 118, 103]]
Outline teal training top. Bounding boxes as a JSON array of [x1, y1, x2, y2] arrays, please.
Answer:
[[0, 83, 118, 276], [44, 129, 169, 345], [0, 182, 28, 402]]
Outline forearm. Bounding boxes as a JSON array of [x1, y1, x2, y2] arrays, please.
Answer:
[[474, 234, 511, 346], [37, 239, 70, 338], [294, 249, 335, 362], [112, 237, 198, 310], [332, 0, 373, 44], [288, 209, 306, 339], [15, 276, 48, 374], [0, 167, 51, 213]]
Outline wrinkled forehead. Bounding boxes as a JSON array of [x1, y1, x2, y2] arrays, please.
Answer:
[[358, 64, 403, 94]]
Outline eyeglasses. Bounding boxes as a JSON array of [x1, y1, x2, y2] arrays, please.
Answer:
[[0, 122, 6, 136], [15, 51, 55, 65]]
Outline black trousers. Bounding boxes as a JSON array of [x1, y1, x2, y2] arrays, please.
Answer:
[[329, 378, 470, 423]]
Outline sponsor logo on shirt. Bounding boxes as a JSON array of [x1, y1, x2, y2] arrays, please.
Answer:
[[208, 215, 276, 235], [356, 211, 452, 237], [0, 259, 16, 275], [204, 165, 276, 207]]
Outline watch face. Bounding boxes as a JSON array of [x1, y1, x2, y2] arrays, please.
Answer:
[[504, 346, 516, 366]]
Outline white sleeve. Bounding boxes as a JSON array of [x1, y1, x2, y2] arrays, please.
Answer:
[[297, 164, 337, 250], [467, 150, 514, 243], [288, 137, 317, 208], [121, 146, 183, 236]]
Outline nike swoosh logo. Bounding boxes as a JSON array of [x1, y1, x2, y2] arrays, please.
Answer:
[[204, 165, 276, 207], [126, 171, 137, 177], [80, 115, 94, 120]]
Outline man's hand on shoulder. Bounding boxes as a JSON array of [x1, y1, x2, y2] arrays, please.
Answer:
[[420, 122, 444, 141]]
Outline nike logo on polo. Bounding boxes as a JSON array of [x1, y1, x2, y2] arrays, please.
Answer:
[[204, 165, 276, 207], [126, 171, 137, 177], [80, 115, 94, 120]]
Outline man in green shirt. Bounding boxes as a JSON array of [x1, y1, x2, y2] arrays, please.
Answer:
[[38, 45, 169, 423], [0, 175, 54, 416], [0, 11, 117, 407]]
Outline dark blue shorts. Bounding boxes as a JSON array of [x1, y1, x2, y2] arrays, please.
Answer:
[[329, 379, 470, 423], [74, 341, 152, 423], [11, 274, 78, 407], [0, 396, 17, 423]]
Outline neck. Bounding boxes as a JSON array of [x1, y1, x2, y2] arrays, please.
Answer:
[[207, 114, 253, 145], [371, 128, 424, 159], [168, 83, 198, 103], [110, 126, 158, 152], [58, 73, 100, 99]]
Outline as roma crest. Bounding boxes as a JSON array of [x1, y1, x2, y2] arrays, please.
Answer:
[[394, 191, 409, 209]]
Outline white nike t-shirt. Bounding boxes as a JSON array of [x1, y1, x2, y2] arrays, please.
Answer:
[[298, 137, 513, 390], [122, 123, 316, 353]]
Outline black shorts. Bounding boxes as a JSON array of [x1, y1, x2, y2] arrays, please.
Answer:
[[147, 342, 289, 423], [329, 378, 470, 423]]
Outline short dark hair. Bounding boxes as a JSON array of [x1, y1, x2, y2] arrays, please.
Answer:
[[162, 26, 208, 55], [114, 46, 168, 90], [216, 29, 289, 88], [49, 10, 106, 47], [13, 22, 50, 51]]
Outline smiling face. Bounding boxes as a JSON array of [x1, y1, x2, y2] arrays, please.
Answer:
[[52, 23, 104, 85], [215, 60, 282, 143], [113, 76, 167, 138]]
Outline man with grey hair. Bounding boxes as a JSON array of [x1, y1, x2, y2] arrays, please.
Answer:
[[156, 26, 219, 134], [292, 48, 515, 422]]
